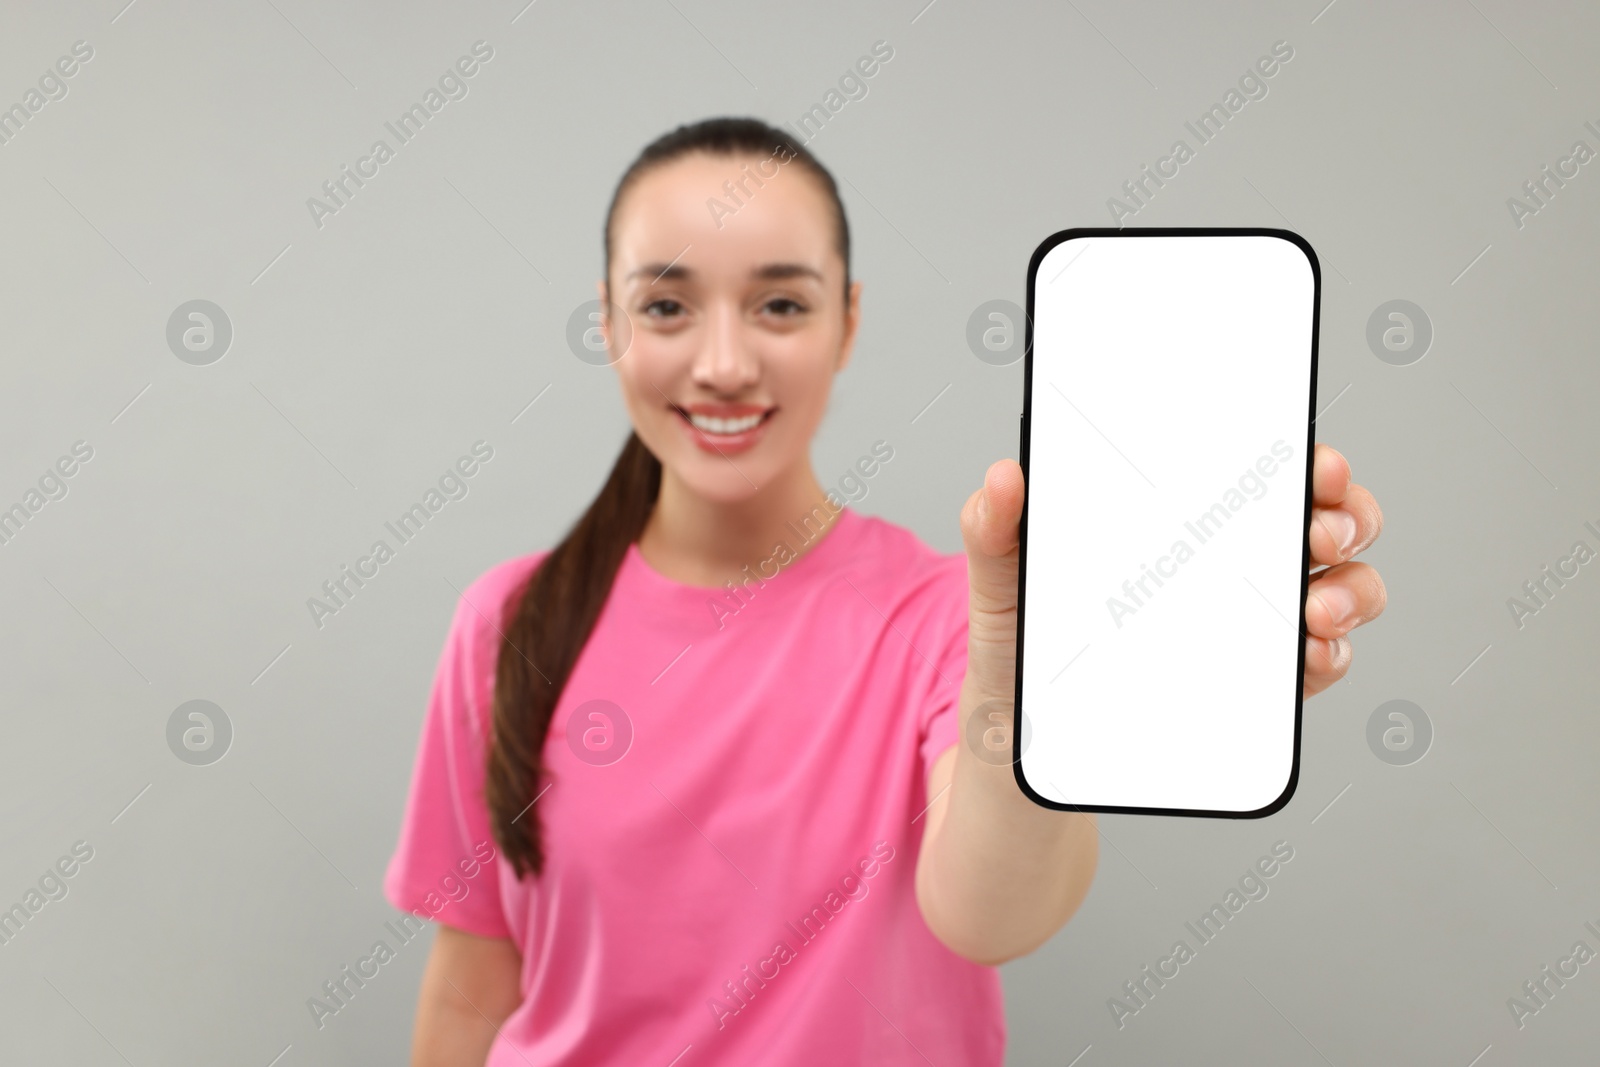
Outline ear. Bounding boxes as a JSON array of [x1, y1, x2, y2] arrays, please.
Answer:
[[835, 279, 864, 373]]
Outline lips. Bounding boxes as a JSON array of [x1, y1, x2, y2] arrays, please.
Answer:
[[671, 402, 776, 454]]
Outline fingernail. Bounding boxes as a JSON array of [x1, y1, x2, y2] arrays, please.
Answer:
[[1319, 508, 1358, 559], [1312, 585, 1358, 630]]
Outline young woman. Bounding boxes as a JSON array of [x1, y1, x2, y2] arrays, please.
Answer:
[[384, 117, 1387, 1065]]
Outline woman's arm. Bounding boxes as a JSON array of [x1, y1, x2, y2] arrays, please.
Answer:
[[410, 924, 522, 1067], [916, 444, 1385, 965], [913, 456, 1099, 966], [915, 680, 1100, 967]]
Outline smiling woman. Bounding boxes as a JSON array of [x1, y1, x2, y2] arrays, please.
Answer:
[[383, 111, 1387, 1067], [382, 117, 1022, 1065]]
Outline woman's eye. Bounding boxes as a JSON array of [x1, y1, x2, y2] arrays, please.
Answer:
[[642, 298, 684, 319], [764, 297, 805, 316]]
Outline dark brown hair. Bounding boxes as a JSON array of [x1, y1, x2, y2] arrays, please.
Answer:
[[484, 117, 852, 878]]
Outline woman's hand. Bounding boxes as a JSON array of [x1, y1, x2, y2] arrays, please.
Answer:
[[921, 443, 1387, 966], [958, 441, 1387, 701], [957, 458, 1027, 706], [1301, 443, 1386, 697]]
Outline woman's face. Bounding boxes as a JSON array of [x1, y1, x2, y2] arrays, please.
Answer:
[[602, 150, 861, 504]]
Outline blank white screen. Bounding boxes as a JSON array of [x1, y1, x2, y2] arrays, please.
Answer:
[[1018, 233, 1315, 814]]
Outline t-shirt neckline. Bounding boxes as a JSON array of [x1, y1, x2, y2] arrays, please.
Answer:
[[619, 506, 860, 626]]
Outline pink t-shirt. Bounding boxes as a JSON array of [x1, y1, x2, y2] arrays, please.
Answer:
[[384, 506, 1005, 1064]]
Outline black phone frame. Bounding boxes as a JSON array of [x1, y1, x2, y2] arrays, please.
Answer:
[[1013, 226, 1321, 819]]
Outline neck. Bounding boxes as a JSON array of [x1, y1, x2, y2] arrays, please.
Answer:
[[636, 457, 844, 587]]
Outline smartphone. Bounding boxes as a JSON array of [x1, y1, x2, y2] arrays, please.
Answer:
[[1013, 227, 1319, 817]]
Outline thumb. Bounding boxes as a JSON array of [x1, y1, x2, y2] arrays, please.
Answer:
[[960, 458, 1026, 619]]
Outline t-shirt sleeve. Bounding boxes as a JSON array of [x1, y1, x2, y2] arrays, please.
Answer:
[[917, 553, 970, 780], [382, 571, 516, 940]]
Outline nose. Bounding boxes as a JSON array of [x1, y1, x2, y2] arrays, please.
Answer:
[[690, 300, 759, 394]]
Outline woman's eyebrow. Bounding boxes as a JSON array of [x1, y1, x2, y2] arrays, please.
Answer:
[[750, 263, 823, 283], [627, 262, 691, 284], [624, 262, 823, 285]]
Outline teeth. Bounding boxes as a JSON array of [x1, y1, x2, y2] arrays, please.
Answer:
[[688, 411, 764, 434]]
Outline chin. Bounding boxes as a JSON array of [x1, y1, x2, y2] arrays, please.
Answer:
[[672, 459, 775, 503]]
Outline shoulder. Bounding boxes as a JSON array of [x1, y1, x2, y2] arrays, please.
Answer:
[[457, 549, 553, 628], [444, 549, 555, 672], [431, 548, 553, 741], [841, 513, 971, 707], [844, 511, 967, 620]]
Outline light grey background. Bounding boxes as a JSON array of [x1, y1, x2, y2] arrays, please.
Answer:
[[1, 0, 1595, 1063]]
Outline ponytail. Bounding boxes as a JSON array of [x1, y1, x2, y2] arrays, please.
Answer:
[[485, 432, 659, 877]]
